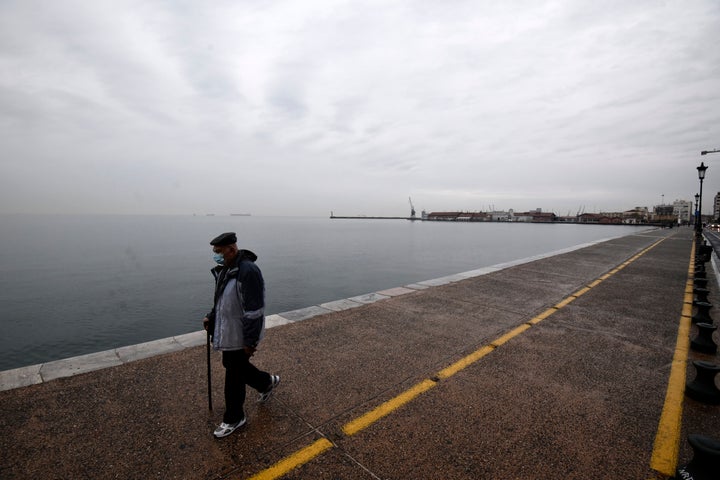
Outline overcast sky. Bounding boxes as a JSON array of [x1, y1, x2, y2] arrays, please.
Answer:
[[1, 0, 719, 217]]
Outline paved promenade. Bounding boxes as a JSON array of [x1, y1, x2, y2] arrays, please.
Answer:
[[1, 227, 718, 479]]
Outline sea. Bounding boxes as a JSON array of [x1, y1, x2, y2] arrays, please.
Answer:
[[0, 215, 652, 371]]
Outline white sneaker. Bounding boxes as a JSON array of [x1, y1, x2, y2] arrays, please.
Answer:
[[213, 418, 246, 438], [258, 375, 280, 403]]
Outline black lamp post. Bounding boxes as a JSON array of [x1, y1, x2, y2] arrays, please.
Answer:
[[697, 162, 708, 233], [695, 193, 700, 230]]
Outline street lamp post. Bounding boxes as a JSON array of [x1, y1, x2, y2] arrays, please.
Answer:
[[699, 149, 719, 230], [697, 162, 708, 234], [695, 193, 700, 230]]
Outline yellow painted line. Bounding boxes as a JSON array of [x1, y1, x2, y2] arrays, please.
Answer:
[[588, 279, 603, 288], [649, 240, 694, 476], [527, 307, 557, 325], [572, 286, 592, 297], [537, 307, 558, 319], [247, 438, 334, 480], [649, 314, 691, 475], [554, 296, 576, 309], [437, 345, 495, 379], [491, 324, 531, 347], [342, 379, 437, 436]]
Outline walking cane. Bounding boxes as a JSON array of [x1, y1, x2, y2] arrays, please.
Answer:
[[206, 329, 213, 411]]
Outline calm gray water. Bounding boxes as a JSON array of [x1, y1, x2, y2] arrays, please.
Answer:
[[0, 215, 649, 371]]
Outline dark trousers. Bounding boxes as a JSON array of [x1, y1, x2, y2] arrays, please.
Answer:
[[221, 349, 271, 423]]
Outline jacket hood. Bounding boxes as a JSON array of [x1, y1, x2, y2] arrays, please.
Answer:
[[238, 249, 258, 262]]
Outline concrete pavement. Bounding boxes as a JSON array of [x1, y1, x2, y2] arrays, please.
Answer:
[[1, 227, 718, 479]]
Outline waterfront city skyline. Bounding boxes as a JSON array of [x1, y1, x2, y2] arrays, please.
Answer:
[[1, 1, 719, 217]]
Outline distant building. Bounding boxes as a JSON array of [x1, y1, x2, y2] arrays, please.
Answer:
[[623, 207, 650, 224], [426, 212, 461, 221], [491, 210, 512, 221], [426, 211, 497, 221], [714, 193, 720, 221], [425, 209, 562, 223], [509, 209, 556, 223], [654, 204, 674, 215], [424, 205, 659, 224], [577, 213, 609, 224], [673, 199, 693, 225], [598, 211, 625, 224], [511, 211, 534, 222], [653, 204, 676, 224]]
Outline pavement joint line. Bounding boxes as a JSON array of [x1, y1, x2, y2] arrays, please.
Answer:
[[243, 235, 670, 480], [336, 451, 384, 480], [649, 239, 694, 476]]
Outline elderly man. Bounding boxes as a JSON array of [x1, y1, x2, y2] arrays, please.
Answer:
[[203, 232, 280, 438]]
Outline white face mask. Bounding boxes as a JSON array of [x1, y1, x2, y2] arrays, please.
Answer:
[[213, 252, 225, 265]]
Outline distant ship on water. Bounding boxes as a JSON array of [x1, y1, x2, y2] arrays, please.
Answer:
[[192, 213, 251, 216]]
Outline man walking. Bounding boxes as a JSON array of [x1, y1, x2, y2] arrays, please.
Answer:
[[203, 232, 280, 438]]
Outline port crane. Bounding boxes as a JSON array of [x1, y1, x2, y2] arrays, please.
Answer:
[[409, 197, 416, 218]]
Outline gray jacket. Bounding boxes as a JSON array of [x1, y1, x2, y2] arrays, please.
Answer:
[[207, 250, 265, 351]]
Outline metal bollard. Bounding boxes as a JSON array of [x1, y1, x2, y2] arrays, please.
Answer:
[[674, 434, 720, 480], [691, 323, 718, 354], [685, 361, 720, 405], [699, 244, 714, 262], [694, 287, 711, 304], [692, 302, 714, 324]]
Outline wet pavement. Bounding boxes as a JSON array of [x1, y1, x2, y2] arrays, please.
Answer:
[[1, 227, 718, 479]]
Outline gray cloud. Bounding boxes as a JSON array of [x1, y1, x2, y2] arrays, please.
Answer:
[[1, 0, 719, 216]]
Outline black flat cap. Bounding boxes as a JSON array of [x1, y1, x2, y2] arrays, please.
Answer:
[[210, 232, 237, 246]]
